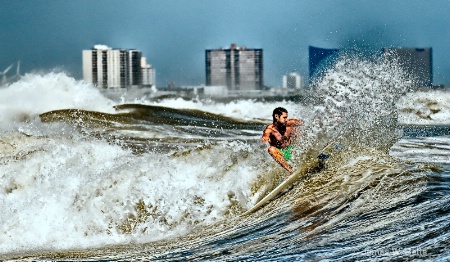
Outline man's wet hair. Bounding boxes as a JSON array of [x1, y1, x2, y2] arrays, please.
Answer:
[[273, 107, 288, 122]]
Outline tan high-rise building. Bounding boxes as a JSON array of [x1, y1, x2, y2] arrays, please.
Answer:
[[205, 44, 263, 91]]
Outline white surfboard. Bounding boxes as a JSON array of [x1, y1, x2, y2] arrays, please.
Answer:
[[242, 141, 339, 216], [242, 167, 305, 216]]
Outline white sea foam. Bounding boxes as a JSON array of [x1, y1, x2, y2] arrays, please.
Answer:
[[0, 73, 268, 253], [0, 72, 303, 255], [0, 133, 266, 254], [0, 73, 115, 131], [397, 90, 450, 125], [128, 96, 303, 122], [390, 136, 450, 163]]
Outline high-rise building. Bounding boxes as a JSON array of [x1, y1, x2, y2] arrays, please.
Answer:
[[128, 50, 142, 87], [205, 44, 263, 91], [383, 47, 432, 87], [141, 57, 156, 87], [83, 45, 154, 89], [282, 71, 303, 89]]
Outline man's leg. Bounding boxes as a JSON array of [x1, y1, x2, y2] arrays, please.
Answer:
[[268, 146, 293, 175]]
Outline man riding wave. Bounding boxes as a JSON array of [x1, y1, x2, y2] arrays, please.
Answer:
[[261, 107, 303, 176]]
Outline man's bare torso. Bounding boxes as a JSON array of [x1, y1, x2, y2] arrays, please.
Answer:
[[265, 122, 296, 149]]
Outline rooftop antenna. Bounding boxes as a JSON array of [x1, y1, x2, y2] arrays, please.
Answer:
[[9, 61, 22, 83], [0, 64, 13, 84], [15, 61, 20, 76]]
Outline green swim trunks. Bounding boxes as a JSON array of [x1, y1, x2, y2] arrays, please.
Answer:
[[279, 145, 293, 161]]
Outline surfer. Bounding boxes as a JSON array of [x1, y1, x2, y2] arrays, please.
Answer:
[[262, 107, 303, 176]]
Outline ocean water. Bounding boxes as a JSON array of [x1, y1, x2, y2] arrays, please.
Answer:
[[1, 56, 450, 261]]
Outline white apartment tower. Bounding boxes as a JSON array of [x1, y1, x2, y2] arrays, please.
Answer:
[[83, 45, 155, 89], [282, 71, 303, 89]]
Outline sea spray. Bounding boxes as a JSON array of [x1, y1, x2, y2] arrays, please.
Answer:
[[294, 52, 415, 167], [0, 72, 115, 132], [280, 55, 434, 253]]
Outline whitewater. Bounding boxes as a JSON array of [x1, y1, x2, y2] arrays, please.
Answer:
[[1, 55, 450, 261]]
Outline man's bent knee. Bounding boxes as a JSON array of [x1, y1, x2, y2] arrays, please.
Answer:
[[268, 146, 278, 155]]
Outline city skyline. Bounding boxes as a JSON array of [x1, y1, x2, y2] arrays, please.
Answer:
[[1, 0, 450, 87]]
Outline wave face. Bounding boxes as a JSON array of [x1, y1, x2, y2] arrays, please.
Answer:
[[1, 61, 450, 261]]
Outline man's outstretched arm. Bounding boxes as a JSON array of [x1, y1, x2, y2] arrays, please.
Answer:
[[261, 126, 272, 143], [288, 119, 303, 126]]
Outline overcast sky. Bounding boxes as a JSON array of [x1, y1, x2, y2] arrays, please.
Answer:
[[1, 0, 449, 87]]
